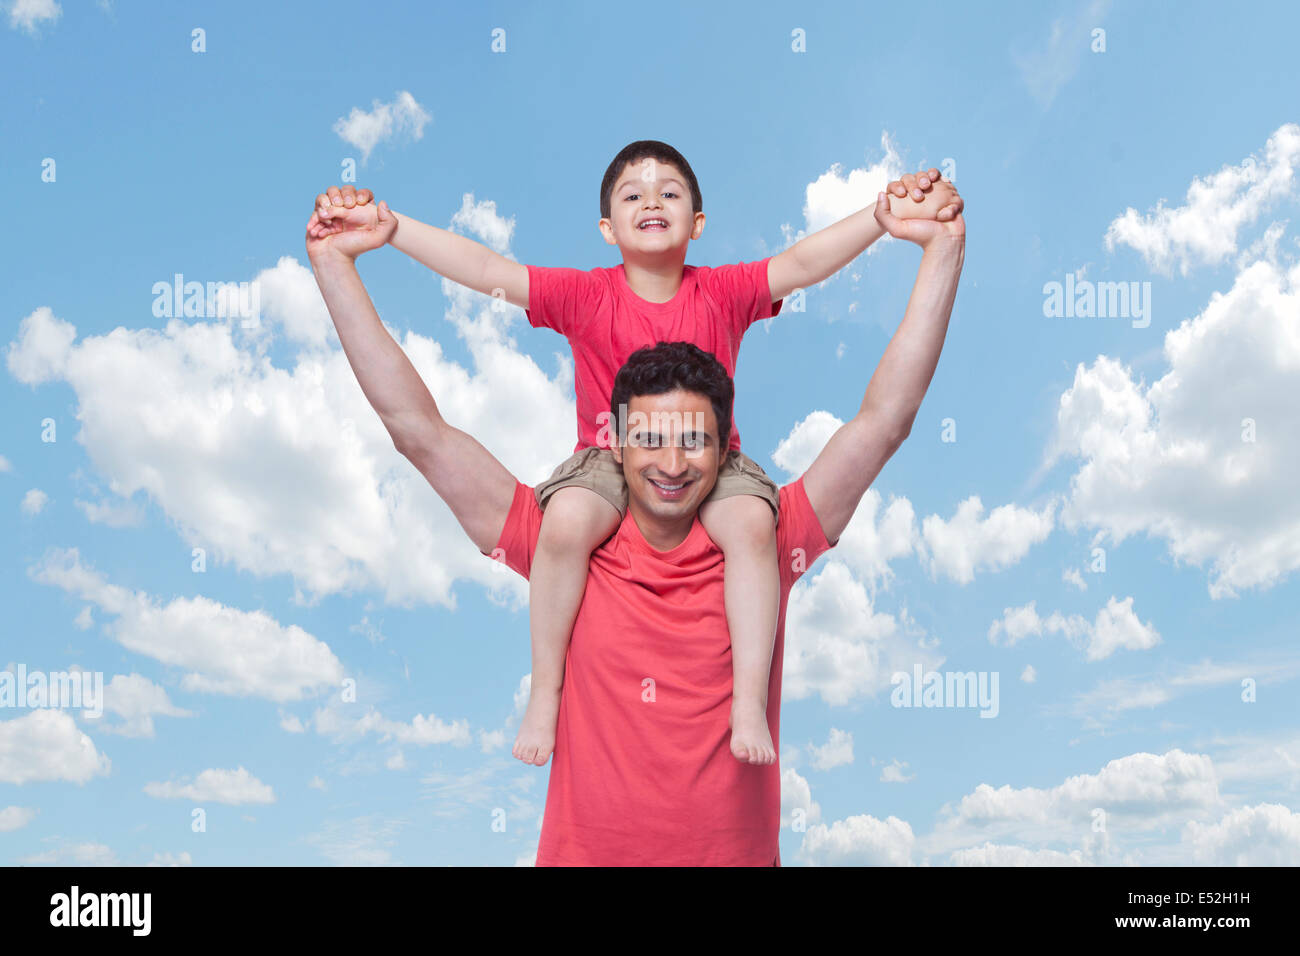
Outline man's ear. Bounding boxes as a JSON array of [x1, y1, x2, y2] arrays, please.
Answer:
[[610, 442, 623, 465], [598, 218, 618, 246], [690, 212, 706, 240]]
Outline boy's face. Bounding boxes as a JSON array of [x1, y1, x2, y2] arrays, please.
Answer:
[[599, 159, 705, 254]]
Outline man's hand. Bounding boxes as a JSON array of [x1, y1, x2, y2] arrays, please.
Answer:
[[885, 168, 963, 222], [306, 189, 395, 263], [873, 185, 965, 249]]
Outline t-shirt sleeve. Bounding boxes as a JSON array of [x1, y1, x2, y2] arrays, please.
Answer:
[[696, 257, 784, 334], [482, 480, 543, 580], [777, 475, 835, 590], [525, 264, 600, 336]]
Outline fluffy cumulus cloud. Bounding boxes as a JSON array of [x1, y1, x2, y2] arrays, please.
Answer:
[[780, 768, 821, 830], [332, 90, 432, 163], [782, 131, 905, 250], [1105, 123, 1300, 276], [808, 727, 854, 771], [311, 703, 473, 748], [1183, 803, 1300, 865], [0, 710, 110, 784], [1047, 256, 1300, 599], [96, 673, 192, 737], [0, 805, 37, 831], [30, 548, 343, 702], [918, 496, 1056, 584], [800, 813, 916, 866], [1014, 0, 1112, 109], [923, 749, 1222, 863], [6, 0, 60, 35], [144, 766, 275, 805], [988, 596, 1160, 661], [6, 196, 574, 613], [783, 561, 942, 706], [949, 842, 1090, 866]]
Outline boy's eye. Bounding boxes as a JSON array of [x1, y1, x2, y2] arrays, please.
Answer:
[[662, 192, 677, 199], [625, 193, 638, 201]]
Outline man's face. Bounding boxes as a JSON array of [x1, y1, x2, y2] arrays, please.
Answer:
[[599, 159, 705, 253], [610, 389, 724, 524]]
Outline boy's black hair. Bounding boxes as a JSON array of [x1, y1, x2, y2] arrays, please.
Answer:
[[600, 140, 703, 221], [609, 341, 733, 450]]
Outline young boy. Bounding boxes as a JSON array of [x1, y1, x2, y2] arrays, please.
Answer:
[[310, 142, 961, 769]]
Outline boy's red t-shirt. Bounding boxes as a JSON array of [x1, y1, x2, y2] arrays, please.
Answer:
[[525, 260, 783, 454], [488, 474, 835, 865]]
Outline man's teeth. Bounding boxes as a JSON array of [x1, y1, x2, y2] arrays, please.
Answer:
[[651, 479, 685, 490]]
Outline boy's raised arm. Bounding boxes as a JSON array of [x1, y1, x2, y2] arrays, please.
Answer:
[[767, 168, 963, 302], [315, 186, 530, 308]]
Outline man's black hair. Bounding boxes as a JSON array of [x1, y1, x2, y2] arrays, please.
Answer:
[[599, 140, 703, 221], [609, 341, 733, 450]]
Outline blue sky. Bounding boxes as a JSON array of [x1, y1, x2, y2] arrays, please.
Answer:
[[2, 0, 1298, 866]]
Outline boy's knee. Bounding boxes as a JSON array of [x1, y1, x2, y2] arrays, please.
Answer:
[[540, 486, 622, 549], [703, 494, 777, 550]]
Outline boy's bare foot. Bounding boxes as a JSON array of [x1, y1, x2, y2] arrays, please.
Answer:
[[512, 685, 562, 766], [729, 698, 776, 765]]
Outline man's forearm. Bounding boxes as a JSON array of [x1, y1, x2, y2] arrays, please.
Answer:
[[859, 239, 965, 435], [309, 250, 439, 444]]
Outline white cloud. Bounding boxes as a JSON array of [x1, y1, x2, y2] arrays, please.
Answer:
[[1014, 0, 1112, 109], [147, 851, 193, 866], [1047, 257, 1300, 599], [74, 495, 144, 527], [800, 813, 916, 866], [144, 766, 275, 805], [479, 728, 506, 752], [311, 703, 472, 748], [96, 673, 191, 737], [780, 768, 821, 829], [1105, 123, 1300, 276], [0, 453, 11, 472], [1020, 664, 1037, 683], [0, 805, 36, 831], [1183, 803, 1300, 865], [950, 842, 1090, 866], [0, 710, 110, 784], [880, 758, 915, 783], [783, 561, 941, 706], [6, 0, 60, 35], [30, 547, 344, 702], [450, 192, 515, 256], [332, 91, 431, 163], [20, 488, 48, 514], [19, 841, 118, 866], [306, 815, 407, 866], [1062, 567, 1086, 591], [308, 775, 326, 790], [781, 132, 905, 251], [808, 728, 853, 770], [926, 749, 1219, 861], [987, 596, 1158, 661], [920, 496, 1055, 584], [5, 203, 573, 613], [279, 712, 306, 733]]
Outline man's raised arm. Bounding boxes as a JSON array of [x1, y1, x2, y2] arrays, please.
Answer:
[[802, 189, 966, 546], [306, 199, 519, 555]]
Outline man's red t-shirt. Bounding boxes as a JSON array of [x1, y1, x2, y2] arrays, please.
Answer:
[[526, 260, 783, 454], [488, 474, 835, 865]]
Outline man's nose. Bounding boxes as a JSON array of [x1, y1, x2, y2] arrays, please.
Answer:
[[659, 444, 687, 476]]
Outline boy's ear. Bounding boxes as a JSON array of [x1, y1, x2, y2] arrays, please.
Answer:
[[690, 212, 706, 240], [597, 217, 619, 246]]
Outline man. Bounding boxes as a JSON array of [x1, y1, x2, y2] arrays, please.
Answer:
[[306, 187, 965, 865]]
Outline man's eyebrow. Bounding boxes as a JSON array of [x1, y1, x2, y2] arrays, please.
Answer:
[[616, 176, 686, 194]]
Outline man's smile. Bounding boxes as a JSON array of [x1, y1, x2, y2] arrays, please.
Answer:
[[647, 475, 692, 499]]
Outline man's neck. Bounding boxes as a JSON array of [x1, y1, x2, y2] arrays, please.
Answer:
[[627, 502, 696, 552], [621, 254, 687, 303]]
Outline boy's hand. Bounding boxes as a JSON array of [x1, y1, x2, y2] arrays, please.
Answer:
[[886, 168, 963, 222], [307, 185, 379, 240], [874, 186, 965, 249], [305, 193, 396, 263]]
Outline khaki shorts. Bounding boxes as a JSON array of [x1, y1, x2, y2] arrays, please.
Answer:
[[533, 446, 780, 526]]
